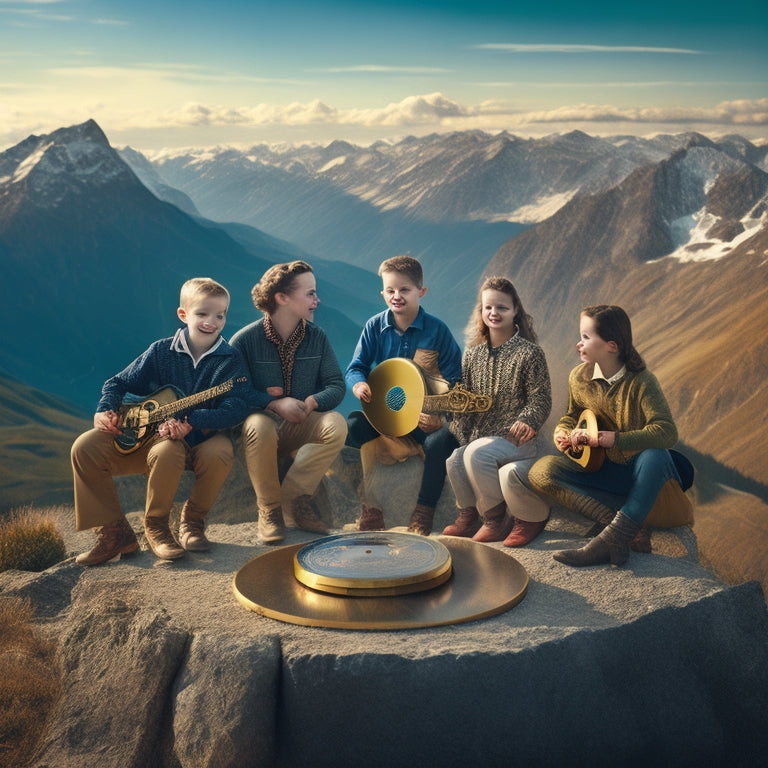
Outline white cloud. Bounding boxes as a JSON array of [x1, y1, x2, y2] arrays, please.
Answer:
[[147, 94, 768, 130], [316, 65, 452, 74], [515, 98, 768, 126], [3, 93, 768, 152], [475, 43, 702, 55]]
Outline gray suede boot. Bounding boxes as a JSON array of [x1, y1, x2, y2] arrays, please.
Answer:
[[553, 511, 642, 568]]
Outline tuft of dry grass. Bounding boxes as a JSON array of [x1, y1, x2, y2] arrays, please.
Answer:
[[0, 598, 61, 768], [0, 507, 66, 573]]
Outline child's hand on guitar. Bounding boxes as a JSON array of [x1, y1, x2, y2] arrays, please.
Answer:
[[554, 428, 572, 453], [352, 382, 372, 403], [95, 410, 122, 435], [158, 418, 192, 440]]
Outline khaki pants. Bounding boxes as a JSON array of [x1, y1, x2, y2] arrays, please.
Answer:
[[241, 410, 347, 514], [71, 428, 233, 531]]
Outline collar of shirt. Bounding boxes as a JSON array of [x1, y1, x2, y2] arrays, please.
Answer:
[[382, 305, 425, 333], [171, 327, 223, 365], [592, 362, 626, 385]]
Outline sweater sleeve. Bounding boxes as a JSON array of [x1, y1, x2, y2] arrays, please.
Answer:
[[97, 341, 164, 412], [614, 370, 678, 454], [516, 345, 552, 432], [313, 331, 346, 411], [345, 318, 378, 389]]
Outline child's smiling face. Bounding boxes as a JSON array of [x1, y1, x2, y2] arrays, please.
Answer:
[[177, 294, 228, 352], [380, 270, 426, 321]]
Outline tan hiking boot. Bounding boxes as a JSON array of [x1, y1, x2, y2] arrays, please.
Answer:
[[75, 517, 139, 566], [357, 505, 385, 531], [442, 507, 481, 537], [291, 495, 329, 535], [259, 506, 286, 543], [179, 505, 210, 552], [144, 518, 185, 560], [407, 504, 434, 536]]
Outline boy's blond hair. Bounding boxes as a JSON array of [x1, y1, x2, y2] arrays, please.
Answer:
[[179, 277, 230, 309], [377, 255, 423, 288]]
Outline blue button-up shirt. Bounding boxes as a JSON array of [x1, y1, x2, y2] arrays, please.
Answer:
[[345, 306, 462, 388]]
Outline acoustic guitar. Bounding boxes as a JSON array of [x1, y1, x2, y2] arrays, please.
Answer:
[[564, 408, 606, 472], [362, 358, 492, 437], [113, 378, 239, 454]]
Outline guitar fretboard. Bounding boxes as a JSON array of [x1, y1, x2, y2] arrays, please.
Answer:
[[147, 378, 234, 424]]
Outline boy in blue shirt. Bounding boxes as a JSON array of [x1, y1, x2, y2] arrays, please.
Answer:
[[346, 255, 462, 534], [72, 277, 251, 565]]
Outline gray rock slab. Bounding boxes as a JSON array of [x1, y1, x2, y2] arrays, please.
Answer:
[[171, 633, 281, 768], [29, 581, 188, 768], [7, 451, 767, 767]]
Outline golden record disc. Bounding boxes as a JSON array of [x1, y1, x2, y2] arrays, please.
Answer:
[[293, 532, 453, 597], [233, 536, 529, 630], [362, 358, 425, 437]]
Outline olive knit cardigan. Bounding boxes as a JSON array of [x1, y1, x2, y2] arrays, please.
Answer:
[[558, 363, 678, 463]]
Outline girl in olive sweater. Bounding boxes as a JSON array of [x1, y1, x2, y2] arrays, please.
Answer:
[[529, 304, 683, 568]]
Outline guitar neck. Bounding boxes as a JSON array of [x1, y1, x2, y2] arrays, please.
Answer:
[[422, 385, 492, 414], [149, 379, 234, 424]]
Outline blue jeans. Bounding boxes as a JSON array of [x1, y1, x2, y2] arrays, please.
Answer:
[[346, 411, 458, 508], [532, 448, 681, 523]]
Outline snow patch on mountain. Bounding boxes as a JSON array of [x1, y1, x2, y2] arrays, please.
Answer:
[[318, 155, 347, 173], [506, 191, 579, 223], [11, 142, 53, 183], [667, 207, 766, 262]]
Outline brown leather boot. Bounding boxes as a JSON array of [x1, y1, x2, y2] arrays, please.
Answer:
[[291, 494, 329, 535], [259, 506, 286, 544], [75, 517, 139, 566], [442, 507, 481, 537], [503, 517, 548, 548], [357, 505, 385, 531], [179, 503, 210, 552], [554, 511, 642, 568], [144, 517, 185, 560], [407, 504, 434, 536], [472, 502, 513, 543]]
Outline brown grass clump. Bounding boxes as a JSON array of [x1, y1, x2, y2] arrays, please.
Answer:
[[0, 507, 66, 573], [0, 598, 61, 767]]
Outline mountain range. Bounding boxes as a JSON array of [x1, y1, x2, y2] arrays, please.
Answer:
[[1, 120, 767, 596], [0, 120, 380, 417]]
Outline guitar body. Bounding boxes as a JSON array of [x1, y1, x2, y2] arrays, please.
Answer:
[[565, 409, 606, 472], [112, 377, 237, 455], [114, 387, 183, 454]]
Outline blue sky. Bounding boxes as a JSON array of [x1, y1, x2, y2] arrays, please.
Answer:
[[1, 0, 766, 150]]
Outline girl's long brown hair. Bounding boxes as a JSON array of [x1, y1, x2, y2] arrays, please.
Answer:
[[465, 276, 537, 347]]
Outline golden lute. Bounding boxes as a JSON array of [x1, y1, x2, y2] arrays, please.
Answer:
[[564, 408, 606, 472], [362, 358, 492, 437]]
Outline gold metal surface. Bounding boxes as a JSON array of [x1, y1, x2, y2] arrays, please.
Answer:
[[362, 358, 425, 437], [233, 536, 529, 630], [293, 532, 452, 596]]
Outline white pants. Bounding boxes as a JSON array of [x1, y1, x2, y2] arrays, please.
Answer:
[[446, 436, 549, 521]]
